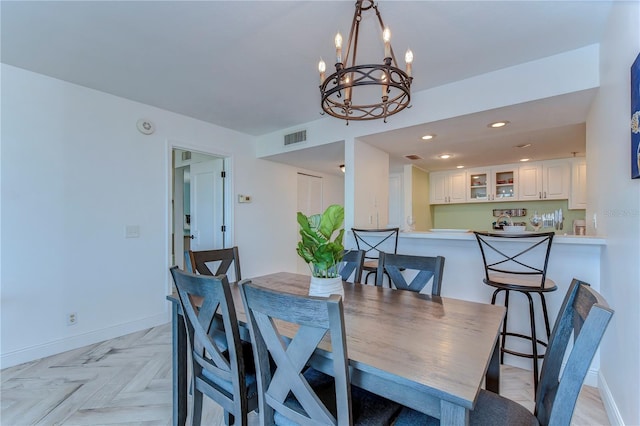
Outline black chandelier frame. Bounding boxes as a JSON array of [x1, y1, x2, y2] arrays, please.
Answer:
[[319, 0, 412, 123]]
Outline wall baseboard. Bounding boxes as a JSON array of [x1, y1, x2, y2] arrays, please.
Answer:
[[1, 313, 170, 369], [504, 356, 599, 387], [599, 371, 624, 426]]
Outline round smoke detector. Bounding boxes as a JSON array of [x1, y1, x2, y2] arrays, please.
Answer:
[[136, 119, 155, 135]]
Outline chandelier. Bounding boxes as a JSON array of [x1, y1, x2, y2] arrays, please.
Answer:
[[318, 0, 413, 124]]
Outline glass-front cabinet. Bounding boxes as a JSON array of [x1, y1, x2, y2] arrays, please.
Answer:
[[467, 166, 517, 202], [429, 158, 579, 206]]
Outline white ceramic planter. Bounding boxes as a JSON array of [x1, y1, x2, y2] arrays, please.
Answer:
[[308, 276, 344, 298]]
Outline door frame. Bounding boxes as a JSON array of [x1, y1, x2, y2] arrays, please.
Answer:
[[166, 140, 234, 275]]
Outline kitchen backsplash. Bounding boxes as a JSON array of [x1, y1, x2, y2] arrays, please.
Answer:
[[431, 200, 585, 234]]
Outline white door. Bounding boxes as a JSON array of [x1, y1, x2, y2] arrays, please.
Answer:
[[388, 173, 403, 228], [190, 159, 225, 251]]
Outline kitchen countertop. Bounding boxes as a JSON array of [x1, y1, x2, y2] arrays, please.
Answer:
[[397, 230, 606, 246]]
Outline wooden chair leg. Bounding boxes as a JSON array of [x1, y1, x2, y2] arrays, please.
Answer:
[[192, 388, 203, 426]]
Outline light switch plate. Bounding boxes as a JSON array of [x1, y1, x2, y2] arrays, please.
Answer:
[[238, 195, 252, 203]]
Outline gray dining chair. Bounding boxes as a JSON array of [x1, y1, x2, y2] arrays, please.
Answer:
[[189, 246, 241, 282], [339, 249, 365, 283], [375, 252, 445, 295], [169, 266, 258, 426], [238, 280, 400, 425], [393, 278, 614, 426]]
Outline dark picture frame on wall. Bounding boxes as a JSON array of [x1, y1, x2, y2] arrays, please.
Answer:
[[632, 52, 640, 179]]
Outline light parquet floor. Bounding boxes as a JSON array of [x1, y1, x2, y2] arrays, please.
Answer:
[[1, 323, 609, 425]]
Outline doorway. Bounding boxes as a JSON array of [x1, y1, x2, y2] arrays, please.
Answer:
[[171, 148, 230, 269], [296, 172, 323, 274]]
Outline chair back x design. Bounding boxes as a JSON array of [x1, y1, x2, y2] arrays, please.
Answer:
[[376, 252, 445, 295], [170, 266, 257, 425], [189, 246, 241, 282], [239, 281, 400, 425], [474, 231, 554, 290], [533, 278, 613, 425], [351, 228, 400, 285], [239, 281, 352, 425], [339, 249, 365, 284]]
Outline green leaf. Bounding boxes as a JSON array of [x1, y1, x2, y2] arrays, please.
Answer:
[[296, 205, 345, 277]]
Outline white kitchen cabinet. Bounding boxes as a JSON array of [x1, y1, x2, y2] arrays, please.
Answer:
[[467, 165, 517, 202], [430, 170, 466, 204], [569, 157, 587, 210], [518, 159, 570, 201]]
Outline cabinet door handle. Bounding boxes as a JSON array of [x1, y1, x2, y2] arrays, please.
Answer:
[[539, 192, 542, 199], [544, 191, 547, 199]]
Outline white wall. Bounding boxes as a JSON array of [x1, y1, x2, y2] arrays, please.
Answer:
[[255, 45, 600, 159], [586, 3, 640, 425], [0, 65, 337, 367]]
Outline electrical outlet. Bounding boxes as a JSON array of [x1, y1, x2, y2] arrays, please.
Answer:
[[67, 312, 78, 325]]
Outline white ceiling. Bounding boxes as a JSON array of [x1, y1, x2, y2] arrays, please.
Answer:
[[1, 1, 612, 174]]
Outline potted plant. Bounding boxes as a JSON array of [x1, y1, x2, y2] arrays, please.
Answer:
[[296, 204, 345, 297]]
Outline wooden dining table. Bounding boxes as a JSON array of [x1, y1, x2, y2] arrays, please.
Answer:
[[167, 272, 505, 426]]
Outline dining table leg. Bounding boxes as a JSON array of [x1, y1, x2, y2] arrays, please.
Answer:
[[171, 302, 187, 426], [485, 337, 501, 394], [441, 400, 469, 425]]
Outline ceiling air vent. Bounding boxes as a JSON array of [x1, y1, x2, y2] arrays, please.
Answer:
[[284, 130, 307, 145], [405, 154, 422, 160]]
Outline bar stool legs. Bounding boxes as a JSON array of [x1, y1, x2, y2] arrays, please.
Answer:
[[491, 288, 551, 394]]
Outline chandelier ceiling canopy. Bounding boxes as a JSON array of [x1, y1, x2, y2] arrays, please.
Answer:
[[318, 0, 413, 124]]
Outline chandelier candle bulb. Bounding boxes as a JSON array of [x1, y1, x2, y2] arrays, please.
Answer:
[[345, 76, 351, 101], [383, 27, 391, 58], [405, 49, 413, 77], [318, 59, 326, 83], [335, 32, 343, 63]]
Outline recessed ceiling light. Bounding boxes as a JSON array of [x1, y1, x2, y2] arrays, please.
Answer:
[[438, 154, 452, 159], [456, 165, 464, 169], [421, 134, 436, 140], [515, 143, 532, 148], [488, 121, 510, 128], [520, 158, 530, 162]]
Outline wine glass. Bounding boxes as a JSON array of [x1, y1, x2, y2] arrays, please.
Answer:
[[406, 215, 416, 232], [530, 211, 542, 231]]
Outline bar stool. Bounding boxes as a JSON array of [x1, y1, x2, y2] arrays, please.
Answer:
[[474, 231, 557, 393], [351, 227, 400, 286]]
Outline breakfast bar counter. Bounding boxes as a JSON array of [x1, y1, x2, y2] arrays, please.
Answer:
[[347, 229, 606, 382]]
